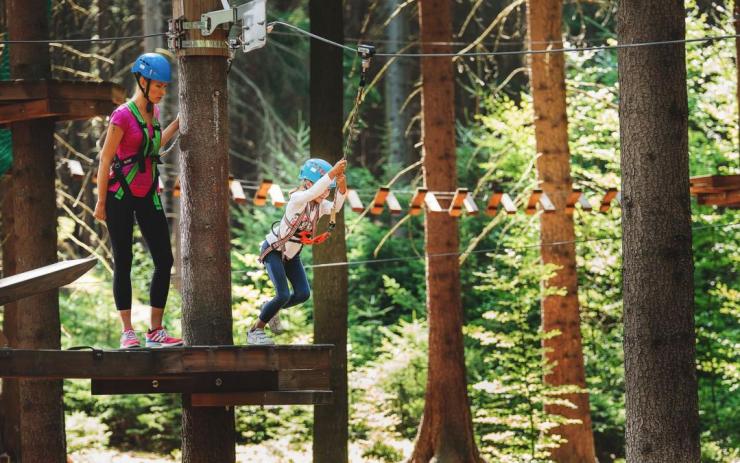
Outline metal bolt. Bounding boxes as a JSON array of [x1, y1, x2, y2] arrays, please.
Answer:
[[152, 380, 159, 389], [215, 378, 223, 387]]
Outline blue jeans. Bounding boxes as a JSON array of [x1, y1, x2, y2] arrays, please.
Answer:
[[259, 241, 311, 323]]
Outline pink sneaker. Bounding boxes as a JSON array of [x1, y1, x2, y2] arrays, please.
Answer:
[[120, 329, 141, 349], [145, 326, 184, 348]]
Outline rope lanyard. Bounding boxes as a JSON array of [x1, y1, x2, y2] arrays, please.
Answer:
[[328, 44, 375, 231]]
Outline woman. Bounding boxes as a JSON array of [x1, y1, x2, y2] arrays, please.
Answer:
[[94, 52, 182, 349]]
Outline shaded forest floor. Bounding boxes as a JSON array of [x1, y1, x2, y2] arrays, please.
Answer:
[[69, 438, 415, 462]]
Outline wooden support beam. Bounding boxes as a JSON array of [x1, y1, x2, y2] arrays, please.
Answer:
[[448, 188, 468, 217], [190, 391, 333, 407], [268, 184, 286, 207], [486, 191, 503, 216], [409, 188, 428, 215], [253, 179, 272, 206], [566, 189, 581, 215], [689, 174, 740, 194], [600, 188, 618, 212], [0, 345, 333, 379], [0, 257, 97, 305], [346, 189, 364, 213], [91, 369, 329, 395], [696, 189, 740, 207], [370, 187, 390, 215]]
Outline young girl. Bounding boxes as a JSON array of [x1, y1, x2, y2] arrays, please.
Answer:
[[247, 158, 347, 345], [93, 52, 183, 349]]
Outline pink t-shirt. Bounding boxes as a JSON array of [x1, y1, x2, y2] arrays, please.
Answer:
[[108, 103, 161, 198]]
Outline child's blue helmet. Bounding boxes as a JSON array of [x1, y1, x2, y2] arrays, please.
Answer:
[[131, 53, 172, 83], [299, 158, 336, 187]]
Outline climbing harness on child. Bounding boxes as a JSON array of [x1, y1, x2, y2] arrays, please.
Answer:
[[109, 54, 171, 211]]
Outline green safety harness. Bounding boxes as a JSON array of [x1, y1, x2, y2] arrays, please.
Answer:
[[110, 100, 163, 210]]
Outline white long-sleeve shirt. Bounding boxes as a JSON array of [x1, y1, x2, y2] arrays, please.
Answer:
[[263, 173, 345, 260]]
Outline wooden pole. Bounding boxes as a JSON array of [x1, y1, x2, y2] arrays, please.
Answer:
[[1, 1, 66, 461], [172, 1, 235, 462]]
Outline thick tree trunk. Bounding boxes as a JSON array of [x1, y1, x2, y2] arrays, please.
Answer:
[[410, 1, 481, 462], [526, 1, 597, 461], [1, 1, 67, 462], [174, 2, 235, 462], [310, 1, 348, 462], [617, 2, 700, 462], [3, 0, 66, 462]]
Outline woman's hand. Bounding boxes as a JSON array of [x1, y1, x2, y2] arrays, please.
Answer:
[[329, 159, 347, 178], [93, 200, 107, 222]]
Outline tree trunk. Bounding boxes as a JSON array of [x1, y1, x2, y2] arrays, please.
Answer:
[[174, 2, 235, 462], [526, 1, 597, 461], [410, 1, 481, 462], [1, 1, 66, 462], [735, 0, 739, 154], [384, 0, 413, 173], [617, 2, 700, 462], [310, 1, 349, 462]]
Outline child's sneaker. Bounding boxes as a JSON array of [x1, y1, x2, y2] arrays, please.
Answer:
[[145, 326, 184, 348], [120, 329, 141, 349], [247, 328, 274, 345], [267, 313, 285, 334]]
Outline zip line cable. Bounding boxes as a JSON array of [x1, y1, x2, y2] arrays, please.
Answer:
[[268, 21, 740, 58], [0, 32, 167, 45], [1, 22, 736, 58]]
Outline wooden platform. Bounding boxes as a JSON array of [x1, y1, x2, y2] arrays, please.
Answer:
[[0, 345, 333, 406], [0, 80, 125, 126], [690, 174, 740, 208]]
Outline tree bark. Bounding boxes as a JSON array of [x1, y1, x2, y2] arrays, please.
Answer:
[[409, 1, 481, 462], [310, 1, 348, 462], [526, 1, 597, 461], [1, 1, 66, 462], [174, 2, 235, 462], [617, 1, 700, 462]]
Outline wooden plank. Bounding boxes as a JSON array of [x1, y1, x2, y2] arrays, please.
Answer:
[[91, 369, 330, 395], [0, 345, 333, 379], [0, 81, 125, 103], [696, 190, 740, 207], [689, 174, 740, 193], [48, 99, 119, 121], [0, 99, 53, 125], [190, 391, 333, 407], [0, 257, 97, 305]]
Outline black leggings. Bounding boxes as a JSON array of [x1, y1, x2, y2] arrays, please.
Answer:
[[106, 193, 173, 310]]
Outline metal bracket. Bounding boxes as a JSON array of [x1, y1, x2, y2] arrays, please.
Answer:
[[168, 0, 266, 54]]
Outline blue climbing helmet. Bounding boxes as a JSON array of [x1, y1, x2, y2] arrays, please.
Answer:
[[131, 53, 172, 83], [299, 158, 336, 187]]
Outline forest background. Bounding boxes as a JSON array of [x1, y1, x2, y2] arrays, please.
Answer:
[[0, 0, 738, 462]]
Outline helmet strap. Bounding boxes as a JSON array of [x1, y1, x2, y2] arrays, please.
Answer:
[[135, 74, 154, 113]]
